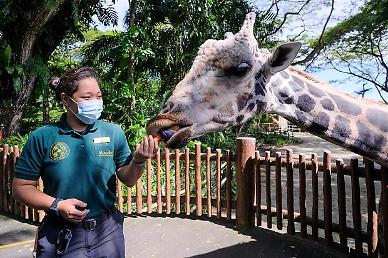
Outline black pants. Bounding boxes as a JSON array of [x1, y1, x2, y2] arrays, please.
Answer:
[[36, 208, 125, 258]]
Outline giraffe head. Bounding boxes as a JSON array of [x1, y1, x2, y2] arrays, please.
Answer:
[[146, 13, 301, 148]]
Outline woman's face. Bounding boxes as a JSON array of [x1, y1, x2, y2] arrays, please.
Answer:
[[62, 77, 102, 110]]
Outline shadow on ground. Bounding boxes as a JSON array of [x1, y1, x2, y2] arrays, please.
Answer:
[[124, 213, 354, 258]]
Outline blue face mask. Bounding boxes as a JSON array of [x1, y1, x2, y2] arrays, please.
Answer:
[[68, 97, 103, 124]]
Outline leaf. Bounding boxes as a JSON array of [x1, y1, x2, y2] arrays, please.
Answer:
[[5, 65, 14, 74], [14, 64, 23, 75], [1, 45, 12, 66], [13, 77, 21, 92]]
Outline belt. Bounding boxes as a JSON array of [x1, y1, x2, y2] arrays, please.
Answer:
[[45, 207, 115, 231]]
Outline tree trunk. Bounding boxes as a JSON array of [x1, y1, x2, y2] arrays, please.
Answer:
[[43, 86, 50, 124], [0, 73, 37, 137], [127, 0, 137, 80], [0, 1, 64, 136]]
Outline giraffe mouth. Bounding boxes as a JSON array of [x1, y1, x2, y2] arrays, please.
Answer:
[[146, 116, 193, 148]]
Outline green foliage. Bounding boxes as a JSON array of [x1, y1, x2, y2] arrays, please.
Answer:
[[0, 41, 23, 92], [0, 133, 29, 149]]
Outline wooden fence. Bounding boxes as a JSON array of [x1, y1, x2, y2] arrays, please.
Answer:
[[1, 137, 387, 257]]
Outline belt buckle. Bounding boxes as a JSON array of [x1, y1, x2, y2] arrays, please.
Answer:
[[84, 218, 96, 231]]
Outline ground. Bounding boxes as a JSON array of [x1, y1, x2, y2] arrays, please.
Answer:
[[0, 214, 347, 258]]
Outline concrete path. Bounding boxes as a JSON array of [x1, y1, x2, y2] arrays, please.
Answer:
[[0, 213, 37, 258], [0, 213, 347, 258], [262, 132, 363, 164]]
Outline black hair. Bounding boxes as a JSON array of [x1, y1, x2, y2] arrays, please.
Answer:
[[49, 67, 99, 101]]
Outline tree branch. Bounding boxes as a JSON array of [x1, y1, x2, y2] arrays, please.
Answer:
[[293, 0, 335, 66]]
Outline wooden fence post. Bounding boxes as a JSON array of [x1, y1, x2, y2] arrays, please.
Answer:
[[286, 149, 295, 234], [381, 165, 388, 258], [2, 144, 9, 213], [12, 146, 20, 216], [136, 144, 143, 215], [0, 146, 4, 211], [323, 151, 333, 245], [195, 143, 202, 216], [236, 137, 255, 232]]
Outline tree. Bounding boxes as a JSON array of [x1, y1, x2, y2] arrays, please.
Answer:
[[295, 0, 388, 102], [0, 0, 118, 137]]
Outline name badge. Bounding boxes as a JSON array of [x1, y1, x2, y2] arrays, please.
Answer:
[[93, 137, 110, 144]]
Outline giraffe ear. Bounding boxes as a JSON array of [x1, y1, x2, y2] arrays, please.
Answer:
[[268, 42, 302, 73]]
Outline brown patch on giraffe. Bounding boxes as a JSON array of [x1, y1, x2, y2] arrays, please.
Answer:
[[288, 67, 321, 83], [366, 109, 388, 132], [321, 98, 335, 111], [332, 115, 351, 144], [297, 94, 316, 113], [236, 115, 244, 124], [356, 121, 386, 151], [309, 112, 330, 134], [237, 93, 249, 111], [329, 94, 362, 116], [247, 102, 256, 112]]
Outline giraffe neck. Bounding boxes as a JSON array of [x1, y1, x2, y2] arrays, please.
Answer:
[[263, 68, 388, 165]]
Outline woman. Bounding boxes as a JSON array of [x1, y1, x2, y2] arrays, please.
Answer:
[[12, 67, 158, 257]]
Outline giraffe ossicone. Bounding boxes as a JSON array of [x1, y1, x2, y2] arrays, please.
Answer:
[[146, 12, 388, 166]]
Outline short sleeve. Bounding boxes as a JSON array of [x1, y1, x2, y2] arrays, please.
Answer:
[[114, 126, 132, 169], [14, 131, 45, 181]]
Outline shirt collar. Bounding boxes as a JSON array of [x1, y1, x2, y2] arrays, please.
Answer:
[[58, 113, 98, 136]]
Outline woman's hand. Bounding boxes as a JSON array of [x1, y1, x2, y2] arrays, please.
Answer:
[[132, 135, 159, 163], [57, 198, 89, 223]]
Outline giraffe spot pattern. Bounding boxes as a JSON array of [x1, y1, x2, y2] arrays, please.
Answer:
[[292, 76, 305, 87], [284, 97, 294, 104], [366, 109, 388, 132], [329, 94, 361, 116], [332, 115, 351, 144], [308, 112, 330, 134], [295, 110, 307, 124], [271, 77, 282, 88], [256, 100, 267, 112], [321, 99, 335, 111], [356, 122, 385, 151], [255, 80, 265, 96], [297, 94, 316, 113], [279, 88, 290, 98], [237, 94, 249, 111], [247, 102, 255, 112], [236, 115, 244, 124], [212, 117, 228, 124], [289, 80, 304, 92], [308, 86, 326, 98], [281, 71, 290, 79]]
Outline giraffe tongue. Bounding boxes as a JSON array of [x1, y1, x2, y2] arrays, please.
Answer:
[[157, 126, 180, 142]]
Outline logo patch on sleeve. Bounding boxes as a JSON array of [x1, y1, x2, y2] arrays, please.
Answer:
[[49, 142, 70, 161]]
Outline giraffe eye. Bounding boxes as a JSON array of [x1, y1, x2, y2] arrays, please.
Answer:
[[223, 62, 251, 77]]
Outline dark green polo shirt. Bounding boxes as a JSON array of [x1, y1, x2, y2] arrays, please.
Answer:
[[14, 114, 132, 217]]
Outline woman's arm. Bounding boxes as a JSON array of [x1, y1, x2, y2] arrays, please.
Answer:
[[12, 178, 54, 210], [12, 178, 89, 223], [117, 162, 145, 187], [117, 135, 158, 187]]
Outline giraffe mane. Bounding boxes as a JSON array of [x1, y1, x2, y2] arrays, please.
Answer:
[[288, 67, 321, 83]]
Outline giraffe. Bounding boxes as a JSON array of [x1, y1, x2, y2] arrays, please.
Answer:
[[146, 12, 387, 254], [146, 13, 388, 166]]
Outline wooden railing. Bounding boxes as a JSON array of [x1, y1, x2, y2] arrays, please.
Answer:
[[1, 138, 387, 257]]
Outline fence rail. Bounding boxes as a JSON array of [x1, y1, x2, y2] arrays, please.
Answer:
[[1, 138, 386, 257]]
